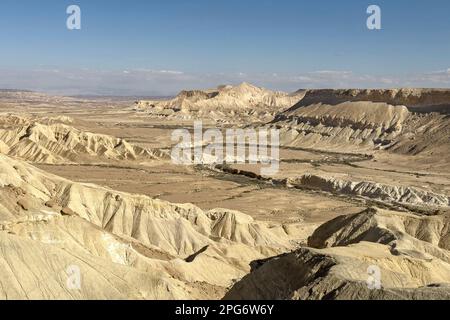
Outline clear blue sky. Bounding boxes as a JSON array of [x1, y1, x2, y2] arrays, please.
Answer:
[[0, 0, 449, 95]]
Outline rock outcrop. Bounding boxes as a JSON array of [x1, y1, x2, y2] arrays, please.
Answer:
[[225, 208, 450, 300], [0, 114, 164, 164], [135, 83, 305, 123]]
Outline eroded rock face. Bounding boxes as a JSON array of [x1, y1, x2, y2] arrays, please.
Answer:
[[293, 89, 450, 110], [308, 208, 450, 258], [135, 83, 305, 123], [224, 208, 450, 300], [0, 153, 296, 299], [0, 115, 165, 164], [264, 89, 450, 157], [287, 174, 450, 208]]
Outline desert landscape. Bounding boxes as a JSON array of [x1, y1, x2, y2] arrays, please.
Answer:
[[0, 84, 448, 300]]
